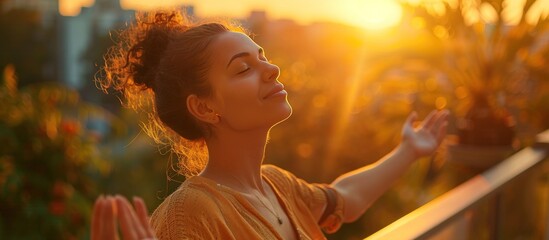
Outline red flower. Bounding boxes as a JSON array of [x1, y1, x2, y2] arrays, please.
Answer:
[[60, 120, 80, 136], [48, 200, 65, 216]]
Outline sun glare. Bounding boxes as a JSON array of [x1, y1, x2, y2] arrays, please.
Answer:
[[338, 0, 404, 30]]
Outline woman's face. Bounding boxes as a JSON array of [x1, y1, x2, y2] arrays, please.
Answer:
[[205, 31, 292, 131]]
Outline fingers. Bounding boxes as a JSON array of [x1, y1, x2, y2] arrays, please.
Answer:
[[406, 111, 418, 125], [420, 110, 437, 129], [437, 121, 448, 144], [116, 196, 146, 239], [133, 196, 155, 237], [92, 194, 156, 240], [91, 196, 118, 240], [124, 197, 147, 238], [423, 110, 450, 132], [435, 110, 449, 142], [431, 110, 449, 134], [115, 195, 138, 240], [423, 110, 449, 147], [402, 111, 418, 136], [100, 196, 117, 240], [91, 196, 104, 240]]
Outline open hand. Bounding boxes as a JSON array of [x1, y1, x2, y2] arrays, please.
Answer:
[[401, 110, 449, 158], [91, 195, 156, 240]]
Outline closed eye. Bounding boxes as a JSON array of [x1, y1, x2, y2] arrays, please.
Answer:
[[233, 48, 266, 75], [238, 68, 250, 74]]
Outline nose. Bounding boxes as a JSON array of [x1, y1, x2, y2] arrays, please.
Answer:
[[263, 62, 280, 82]]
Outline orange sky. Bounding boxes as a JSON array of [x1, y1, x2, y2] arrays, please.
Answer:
[[59, 0, 549, 29], [60, 0, 353, 23]]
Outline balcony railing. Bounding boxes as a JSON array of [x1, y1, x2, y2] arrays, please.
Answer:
[[366, 129, 549, 240]]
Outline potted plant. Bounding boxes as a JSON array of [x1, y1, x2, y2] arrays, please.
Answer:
[[407, 0, 548, 169]]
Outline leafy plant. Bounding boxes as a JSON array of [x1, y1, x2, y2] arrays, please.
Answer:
[[0, 66, 112, 239], [406, 0, 549, 145]]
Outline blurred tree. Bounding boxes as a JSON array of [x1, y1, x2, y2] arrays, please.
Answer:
[[0, 67, 112, 239], [0, 8, 57, 86], [0, 66, 173, 239]]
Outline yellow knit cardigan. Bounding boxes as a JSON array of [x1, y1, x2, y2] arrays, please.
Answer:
[[150, 165, 344, 240]]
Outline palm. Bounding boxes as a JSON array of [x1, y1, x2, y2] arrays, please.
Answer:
[[402, 110, 449, 158]]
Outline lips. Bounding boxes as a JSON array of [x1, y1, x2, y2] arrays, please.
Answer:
[[263, 84, 286, 99]]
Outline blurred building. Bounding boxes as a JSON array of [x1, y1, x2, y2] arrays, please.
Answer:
[[58, 0, 134, 89], [2, 0, 194, 90], [57, 0, 195, 90]]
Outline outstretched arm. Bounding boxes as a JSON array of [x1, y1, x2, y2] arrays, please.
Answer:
[[331, 110, 449, 222]]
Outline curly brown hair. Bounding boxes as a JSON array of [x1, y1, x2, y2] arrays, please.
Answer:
[[97, 11, 246, 177]]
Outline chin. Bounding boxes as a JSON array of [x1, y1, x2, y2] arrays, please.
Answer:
[[283, 101, 293, 119], [274, 101, 293, 125]]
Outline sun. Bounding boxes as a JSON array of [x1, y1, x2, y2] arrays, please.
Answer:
[[338, 0, 403, 30]]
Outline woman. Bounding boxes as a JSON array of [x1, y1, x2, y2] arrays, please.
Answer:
[[92, 11, 448, 240]]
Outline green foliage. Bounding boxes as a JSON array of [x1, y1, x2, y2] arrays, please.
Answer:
[[0, 66, 172, 239], [0, 71, 112, 239]]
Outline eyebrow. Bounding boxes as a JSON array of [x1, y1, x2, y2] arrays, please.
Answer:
[[226, 48, 264, 68]]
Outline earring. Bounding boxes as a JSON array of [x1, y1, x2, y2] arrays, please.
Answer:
[[213, 113, 221, 122]]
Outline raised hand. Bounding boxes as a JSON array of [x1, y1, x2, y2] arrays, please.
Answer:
[[401, 110, 449, 158], [91, 195, 156, 240], [92, 196, 117, 240]]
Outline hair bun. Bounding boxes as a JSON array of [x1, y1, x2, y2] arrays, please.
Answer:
[[127, 12, 186, 89]]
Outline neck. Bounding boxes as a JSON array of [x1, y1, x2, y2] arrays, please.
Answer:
[[200, 128, 270, 194]]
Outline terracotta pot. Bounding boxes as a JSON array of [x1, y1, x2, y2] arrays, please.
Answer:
[[457, 93, 515, 146], [446, 139, 516, 171]]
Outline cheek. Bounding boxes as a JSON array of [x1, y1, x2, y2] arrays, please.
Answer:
[[220, 80, 261, 113]]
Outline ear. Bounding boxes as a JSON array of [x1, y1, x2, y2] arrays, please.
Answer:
[[186, 94, 220, 124]]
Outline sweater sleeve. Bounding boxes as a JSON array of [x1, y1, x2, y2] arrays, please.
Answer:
[[262, 165, 344, 234], [150, 187, 231, 240]]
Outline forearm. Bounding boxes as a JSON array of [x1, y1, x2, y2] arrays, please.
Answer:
[[331, 142, 418, 222]]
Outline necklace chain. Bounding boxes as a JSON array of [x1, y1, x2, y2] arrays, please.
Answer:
[[252, 191, 283, 225], [215, 177, 283, 225]]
